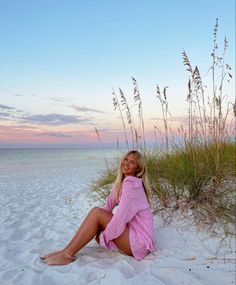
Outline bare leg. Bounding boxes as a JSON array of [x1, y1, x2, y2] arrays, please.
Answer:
[[43, 207, 132, 266], [40, 207, 103, 260]]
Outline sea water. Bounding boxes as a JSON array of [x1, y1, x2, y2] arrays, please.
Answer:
[[0, 148, 119, 192]]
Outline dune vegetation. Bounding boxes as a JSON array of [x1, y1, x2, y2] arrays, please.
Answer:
[[92, 19, 235, 235]]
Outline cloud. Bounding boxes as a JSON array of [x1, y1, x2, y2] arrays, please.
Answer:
[[34, 132, 72, 138], [0, 104, 17, 121], [50, 97, 72, 102], [71, 105, 105, 114], [0, 112, 10, 117], [21, 113, 93, 126], [0, 104, 29, 122], [0, 102, 97, 127], [0, 104, 15, 110], [13, 124, 39, 130]]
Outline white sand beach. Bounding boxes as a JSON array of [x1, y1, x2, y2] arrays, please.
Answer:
[[0, 149, 235, 285]]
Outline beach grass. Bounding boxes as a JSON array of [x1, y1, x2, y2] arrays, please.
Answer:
[[92, 19, 235, 234], [92, 142, 235, 233]]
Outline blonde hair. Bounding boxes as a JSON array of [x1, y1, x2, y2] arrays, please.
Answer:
[[113, 150, 152, 205]]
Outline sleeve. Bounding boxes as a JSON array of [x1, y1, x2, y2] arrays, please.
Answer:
[[102, 184, 117, 212], [99, 179, 139, 249]]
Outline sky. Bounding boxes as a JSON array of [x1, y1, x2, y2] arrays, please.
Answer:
[[0, 0, 235, 148]]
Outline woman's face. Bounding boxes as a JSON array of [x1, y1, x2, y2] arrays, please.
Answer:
[[121, 153, 140, 177]]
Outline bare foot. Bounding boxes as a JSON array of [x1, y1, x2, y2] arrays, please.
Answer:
[[44, 252, 76, 266], [40, 250, 63, 260]]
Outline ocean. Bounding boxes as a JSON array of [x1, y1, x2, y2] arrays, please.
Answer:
[[0, 148, 119, 194]]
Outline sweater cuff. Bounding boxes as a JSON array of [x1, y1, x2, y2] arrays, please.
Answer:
[[99, 232, 118, 250]]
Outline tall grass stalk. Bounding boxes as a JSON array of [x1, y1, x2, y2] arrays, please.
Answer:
[[132, 77, 146, 150], [156, 84, 170, 152], [112, 89, 129, 149], [119, 88, 136, 148], [112, 80, 148, 150], [95, 127, 109, 171], [211, 18, 218, 141]]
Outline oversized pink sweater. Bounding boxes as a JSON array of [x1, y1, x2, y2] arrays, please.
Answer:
[[99, 176, 155, 260]]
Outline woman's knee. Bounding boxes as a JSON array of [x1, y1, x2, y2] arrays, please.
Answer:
[[89, 207, 105, 217], [89, 207, 112, 224]]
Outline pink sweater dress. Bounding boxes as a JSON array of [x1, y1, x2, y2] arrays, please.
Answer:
[[99, 176, 155, 260]]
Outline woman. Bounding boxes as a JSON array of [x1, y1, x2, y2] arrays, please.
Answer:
[[40, 150, 155, 265]]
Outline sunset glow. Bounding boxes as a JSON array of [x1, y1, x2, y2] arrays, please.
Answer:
[[0, 0, 235, 148]]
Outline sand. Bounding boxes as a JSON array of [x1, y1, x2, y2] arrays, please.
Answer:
[[0, 181, 235, 285], [0, 147, 235, 285]]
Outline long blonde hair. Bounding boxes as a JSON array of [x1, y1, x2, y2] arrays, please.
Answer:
[[113, 150, 152, 205]]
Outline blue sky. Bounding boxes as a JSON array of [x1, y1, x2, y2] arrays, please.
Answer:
[[0, 0, 235, 148]]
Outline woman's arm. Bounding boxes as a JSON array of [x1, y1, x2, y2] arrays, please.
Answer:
[[99, 179, 139, 249], [102, 184, 117, 212], [94, 184, 117, 243]]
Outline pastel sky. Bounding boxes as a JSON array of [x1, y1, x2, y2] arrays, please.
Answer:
[[0, 0, 235, 148]]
